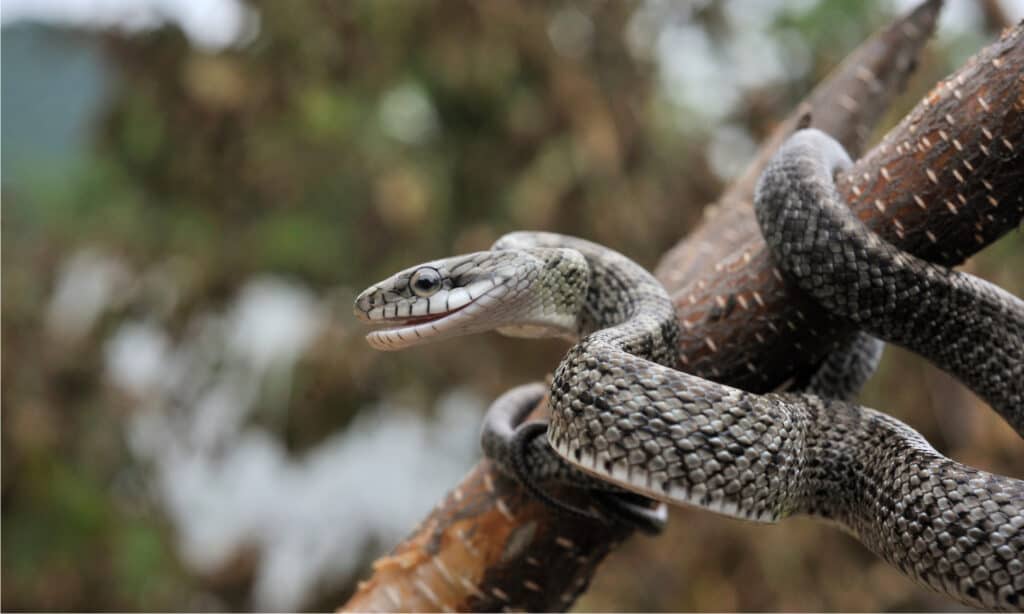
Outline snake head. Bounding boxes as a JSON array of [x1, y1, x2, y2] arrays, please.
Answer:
[[354, 247, 588, 350]]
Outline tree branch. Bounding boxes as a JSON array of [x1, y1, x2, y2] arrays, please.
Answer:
[[341, 4, 1024, 612], [660, 15, 1023, 393]]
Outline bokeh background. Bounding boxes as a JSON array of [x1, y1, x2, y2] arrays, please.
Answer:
[[3, 0, 1023, 611]]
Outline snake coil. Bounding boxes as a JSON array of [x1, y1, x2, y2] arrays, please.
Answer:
[[355, 129, 1024, 610]]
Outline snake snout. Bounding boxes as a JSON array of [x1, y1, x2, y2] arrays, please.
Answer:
[[353, 288, 382, 321]]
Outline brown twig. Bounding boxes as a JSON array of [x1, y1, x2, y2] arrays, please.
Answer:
[[341, 3, 1024, 612]]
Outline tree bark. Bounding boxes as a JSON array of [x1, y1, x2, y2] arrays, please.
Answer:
[[341, 3, 1024, 612]]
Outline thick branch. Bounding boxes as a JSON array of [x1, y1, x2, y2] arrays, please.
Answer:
[[662, 19, 1024, 393], [341, 5, 1024, 613], [655, 0, 938, 287]]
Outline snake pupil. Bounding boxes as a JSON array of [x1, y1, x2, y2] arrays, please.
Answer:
[[410, 267, 441, 297]]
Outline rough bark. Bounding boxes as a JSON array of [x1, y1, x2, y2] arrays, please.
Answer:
[[660, 15, 1023, 394], [341, 4, 1024, 612]]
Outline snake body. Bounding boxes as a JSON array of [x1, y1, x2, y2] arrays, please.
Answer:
[[755, 131, 1024, 432], [354, 130, 1024, 610]]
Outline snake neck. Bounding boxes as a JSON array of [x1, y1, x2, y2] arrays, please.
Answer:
[[572, 244, 680, 371], [492, 231, 681, 369]]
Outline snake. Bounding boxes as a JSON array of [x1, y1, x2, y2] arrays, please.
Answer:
[[354, 129, 1024, 610]]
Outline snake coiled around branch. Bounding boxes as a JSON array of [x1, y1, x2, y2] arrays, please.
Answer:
[[355, 129, 1024, 610]]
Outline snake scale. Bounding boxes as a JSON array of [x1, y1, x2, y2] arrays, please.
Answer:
[[354, 129, 1024, 610]]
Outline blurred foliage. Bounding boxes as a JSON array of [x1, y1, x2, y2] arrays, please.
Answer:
[[2, 0, 1022, 611]]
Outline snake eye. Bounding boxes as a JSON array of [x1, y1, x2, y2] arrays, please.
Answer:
[[409, 267, 442, 298]]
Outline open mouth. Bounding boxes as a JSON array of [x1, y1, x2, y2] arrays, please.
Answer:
[[354, 278, 503, 350], [361, 292, 494, 350], [369, 299, 475, 329]]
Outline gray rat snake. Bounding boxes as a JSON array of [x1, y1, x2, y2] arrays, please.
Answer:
[[354, 129, 1023, 610]]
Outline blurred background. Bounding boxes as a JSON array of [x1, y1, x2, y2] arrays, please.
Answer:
[[2, 0, 1023, 611]]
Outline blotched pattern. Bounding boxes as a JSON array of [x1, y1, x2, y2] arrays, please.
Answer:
[[755, 129, 1024, 433], [532, 228, 1024, 610], [803, 331, 884, 400], [356, 154, 1024, 608]]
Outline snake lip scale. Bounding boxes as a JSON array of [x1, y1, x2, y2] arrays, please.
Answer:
[[354, 273, 504, 351], [357, 297, 475, 329]]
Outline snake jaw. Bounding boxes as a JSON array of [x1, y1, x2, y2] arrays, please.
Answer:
[[356, 278, 511, 350]]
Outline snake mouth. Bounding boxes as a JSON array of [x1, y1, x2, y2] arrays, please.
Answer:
[[365, 299, 474, 328], [358, 280, 503, 350]]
